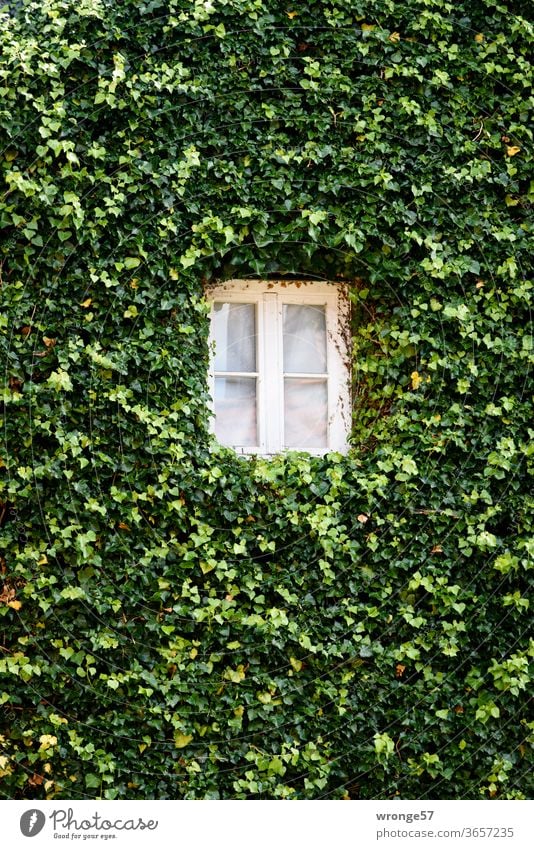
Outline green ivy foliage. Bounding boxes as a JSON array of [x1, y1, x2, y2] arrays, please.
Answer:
[[0, 0, 532, 799]]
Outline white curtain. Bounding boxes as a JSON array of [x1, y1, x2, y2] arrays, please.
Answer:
[[283, 305, 327, 448], [213, 303, 257, 446]]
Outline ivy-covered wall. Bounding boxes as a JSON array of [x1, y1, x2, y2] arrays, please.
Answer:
[[0, 0, 532, 799]]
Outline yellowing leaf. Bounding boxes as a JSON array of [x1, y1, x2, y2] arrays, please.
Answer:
[[80, 298, 92, 308], [506, 146, 520, 157], [411, 371, 422, 390], [286, 10, 298, 18], [388, 31, 401, 42], [174, 732, 193, 749], [0, 756, 12, 777], [8, 600, 22, 610], [38, 735, 58, 750], [474, 33, 484, 43], [357, 513, 369, 524], [289, 656, 302, 672], [361, 23, 375, 32], [47, 369, 73, 393], [37, 554, 48, 566], [505, 195, 519, 206], [223, 664, 246, 683]]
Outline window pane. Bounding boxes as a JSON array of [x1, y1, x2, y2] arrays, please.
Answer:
[[214, 377, 257, 446], [284, 378, 327, 448], [213, 302, 256, 372], [283, 304, 327, 374]]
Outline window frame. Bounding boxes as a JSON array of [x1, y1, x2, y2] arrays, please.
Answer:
[[206, 279, 351, 456]]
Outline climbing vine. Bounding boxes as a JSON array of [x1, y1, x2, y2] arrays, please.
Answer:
[[0, 0, 532, 799]]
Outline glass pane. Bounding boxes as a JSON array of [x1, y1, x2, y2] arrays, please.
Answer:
[[284, 378, 327, 449], [214, 377, 257, 446], [213, 302, 256, 372], [283, 304, 327, 374]]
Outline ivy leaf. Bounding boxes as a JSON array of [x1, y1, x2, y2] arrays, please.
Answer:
[[47, 369, 73, 392], [174, 732, 193, 749], [411, 371, 422, 390]]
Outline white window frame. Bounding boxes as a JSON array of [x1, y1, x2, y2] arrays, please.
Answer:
[[206, 279, 351, 456]]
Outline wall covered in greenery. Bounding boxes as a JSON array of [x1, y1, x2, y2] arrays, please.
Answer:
[[0, 0, 532, 799]]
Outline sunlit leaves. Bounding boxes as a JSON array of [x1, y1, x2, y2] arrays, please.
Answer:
[[46, 369, 73, 392]]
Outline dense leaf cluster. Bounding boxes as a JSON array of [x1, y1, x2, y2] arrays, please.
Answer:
[[0, 0, 532, 799]]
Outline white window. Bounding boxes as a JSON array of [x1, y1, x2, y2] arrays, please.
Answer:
[[207, 280, 351, 455]]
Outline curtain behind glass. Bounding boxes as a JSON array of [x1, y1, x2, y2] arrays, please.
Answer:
[[213, 302, 257, 446], [283, 304, 327, 448], [283, 304, 327, 373]]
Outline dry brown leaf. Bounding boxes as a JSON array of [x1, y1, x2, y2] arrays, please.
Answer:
[[0, 584, 15, 603]]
